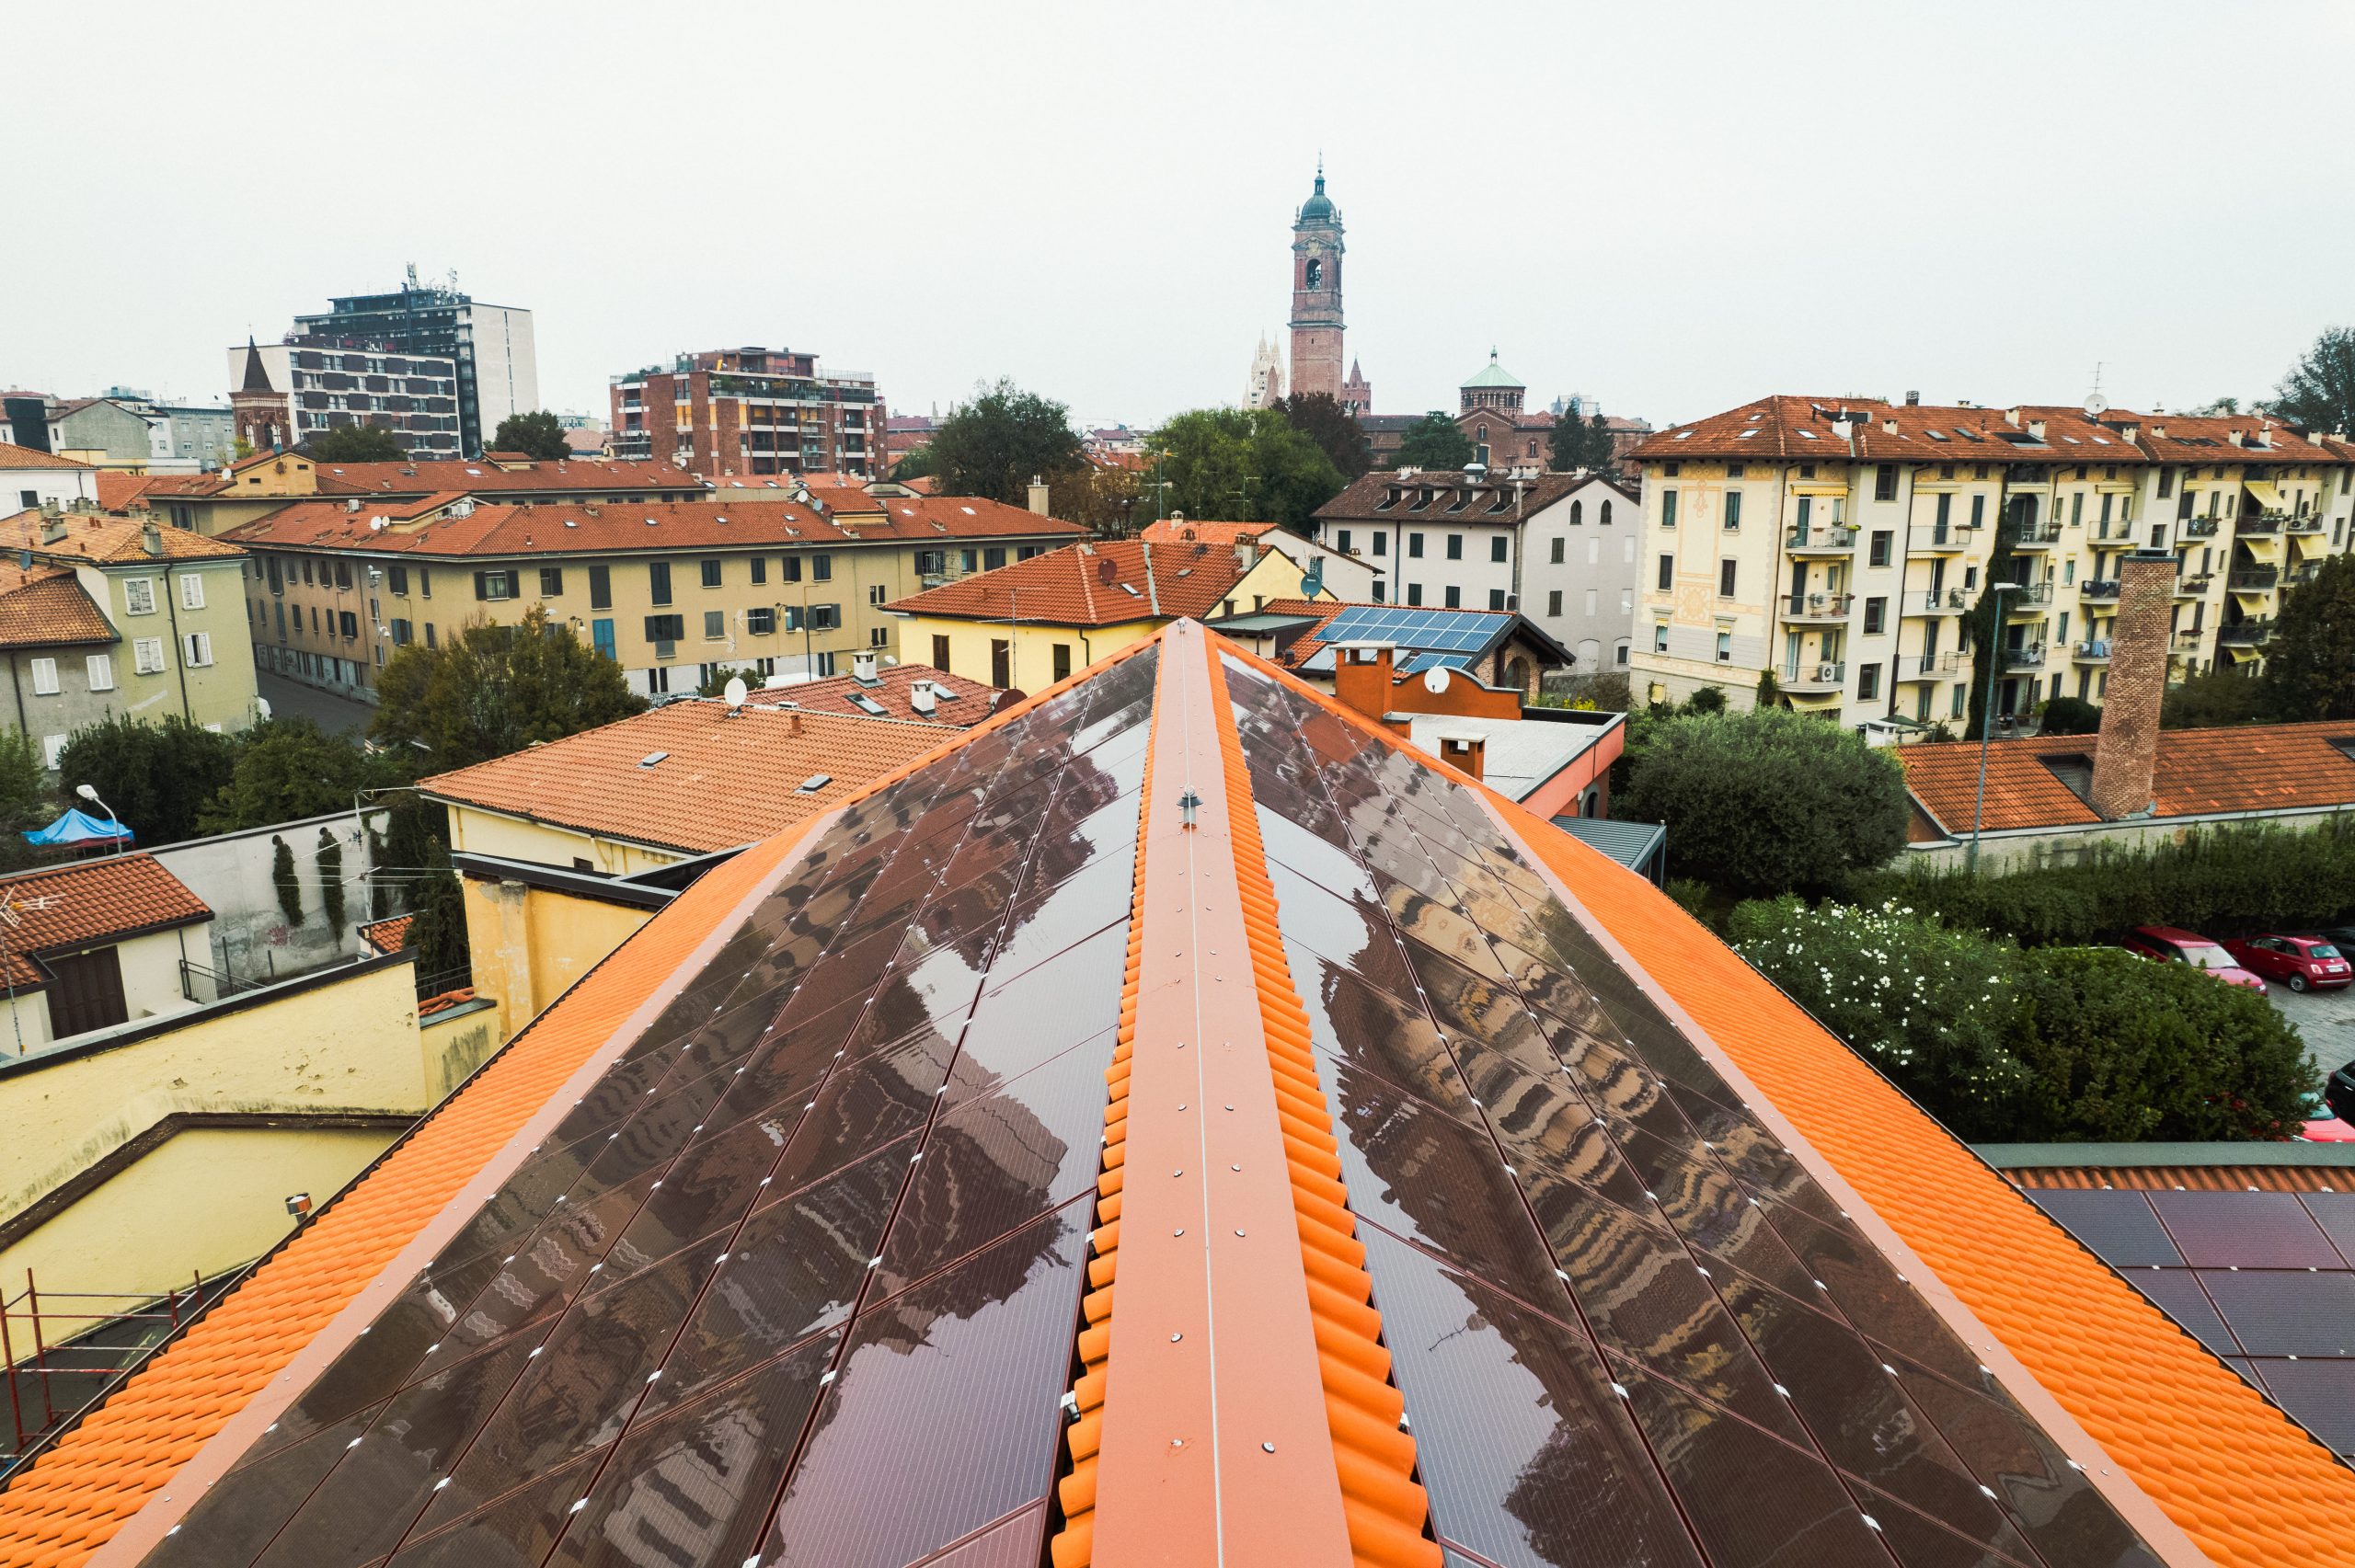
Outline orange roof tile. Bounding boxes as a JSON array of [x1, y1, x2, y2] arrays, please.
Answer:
[[420, 700, 959, 853], [886, 538, 1249, 625], [306, 457, 700, 497], [0, 442, 93, 472], [92, 473, 225, 509], [0, 509, 244, 565], [766, 661, 1005, 726], [0, 854, 210, 988], [0, 566, 114, 650], [1901, 720, 2355, 834], [357, 913, 412, 956], [1137, 517, 1276, 547]]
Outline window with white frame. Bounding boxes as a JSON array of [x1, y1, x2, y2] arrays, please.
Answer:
[[86, 653, 114, 692], [179, 574, 206, 610], [123, 578, 158, 615], [42, 736, 65, 770], [29, 658, 59, 695], [182, 632, 213, 668], [133, 637, 166, 674]]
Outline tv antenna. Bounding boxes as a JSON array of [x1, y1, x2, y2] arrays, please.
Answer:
[[2084, 362, 2108, 418], [0, 893, 60, 1056]]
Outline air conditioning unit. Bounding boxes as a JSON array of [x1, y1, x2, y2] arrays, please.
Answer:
[[1505, 593, 1519, 611], [1808, 591, 1827, 608], [1818, 663, 1839, 681]]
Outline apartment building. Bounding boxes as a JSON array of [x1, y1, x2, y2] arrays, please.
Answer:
[[1310, 468, 1642, 671], [223, 494, 1083, 700], [1627, 395, 2355, 724], [290, 279, 538, 457], [228, 335, 465, 460], [610, 347, 885, 479]]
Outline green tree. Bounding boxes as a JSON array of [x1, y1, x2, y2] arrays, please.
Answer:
[[2259, 552, 2355, 721], [695, 663, 762, 699], [1962, 506, 2025, 742], [197, 717, 391, 834], [890, 446, 936, 482], [1683, 685, 1727, 715], [1622, 708, 1909, 897], [929, 379, 1083, 505], [1277, 393, 1371, 481], [2163, 667, 2269, 729], [1392, 412, 1473, 472], [373, 792, 449, 920], [406, 837, 471, 992], [2038, 694, 2101, 736], [2186, 396, 2243, 417], [1546, 410, 1616, 474], [0, 729, 52, 872], [1151, 407, 1345, 532], [56, 715, 241, 847], [304, 425, 407, 462], [2270, 326, 2355, 435], [270, 834, 302, 927], [370, 605, 647, 772], [316, 827, 347, 938], [488, 411, 572, 462]]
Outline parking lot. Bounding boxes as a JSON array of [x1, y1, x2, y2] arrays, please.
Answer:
[[2267, 978, 2355, 1078]]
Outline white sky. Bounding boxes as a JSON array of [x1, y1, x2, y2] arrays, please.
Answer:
[[8, 2, 2352, 433]]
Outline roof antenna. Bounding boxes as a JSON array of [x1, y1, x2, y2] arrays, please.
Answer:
[[2084, 362, 2108, 419]]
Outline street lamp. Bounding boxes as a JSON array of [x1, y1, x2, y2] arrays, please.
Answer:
[[1967, 582, 2026, 873], [74, 783, 125, 856]]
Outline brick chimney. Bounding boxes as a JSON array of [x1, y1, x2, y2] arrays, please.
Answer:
[[2087, 550, 2176, 820], [1332, 642, 1396, 723], [1433, 728, 1487, 782]]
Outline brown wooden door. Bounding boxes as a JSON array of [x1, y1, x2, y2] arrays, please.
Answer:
[[45, 946, 128, 1039], [991, 639, 1011, 688]]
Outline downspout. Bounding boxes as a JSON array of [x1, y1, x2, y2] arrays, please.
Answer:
[[8, 651, 25, 737], [161, 565, 191, 722], [1890, 461, 1915, 721]]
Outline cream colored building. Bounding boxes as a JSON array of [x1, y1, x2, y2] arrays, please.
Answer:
[[1627, 396, 2355, 724]]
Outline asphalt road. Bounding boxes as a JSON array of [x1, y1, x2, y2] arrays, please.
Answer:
[[255, 671, 373, 737]]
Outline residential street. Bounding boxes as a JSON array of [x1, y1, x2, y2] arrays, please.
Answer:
[[256, 670, 373, 736]]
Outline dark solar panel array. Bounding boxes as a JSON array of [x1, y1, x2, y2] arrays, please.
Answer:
[[139, 646, 1160, 1568], [1299, 606, 1502, 673], [2027, 1185, 2355, 1459], [1223, 653, 2160, 1568]]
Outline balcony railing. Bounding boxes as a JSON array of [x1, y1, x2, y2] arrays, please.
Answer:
[[2012, 523, 2065, 548], [1899, 652, 1963, 679], [2181, 516, 2221, 537], [2002, 645, 2047, 670], [2288, 514, 2325, 534], [1783, 591, 1854, 620], [2176, 573, 2213, 597], [2236, 511, 2283, 535], [2071, 639, 2112, 662], [2172, 628, 2204, 649], [2289, 563, 2323, 587], [2216, 620, 2274, 647], [2076, 579, 2121, 601], [1779, 660, 1847, 692], [1908, 587, 1970, 614], [1785, 526, 1858, 552], [2003, 582, 2053, 612], [2228, 566, 2280, 590], [1908, 522, 1970, 552]]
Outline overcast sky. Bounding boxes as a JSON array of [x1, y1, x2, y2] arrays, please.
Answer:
[[9, 3, 2352, 434]]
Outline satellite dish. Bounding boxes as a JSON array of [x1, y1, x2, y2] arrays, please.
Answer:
[[1422, 666, 1452, 694], [2084, 392, 2109, 417], [722, 676, 749, 710]]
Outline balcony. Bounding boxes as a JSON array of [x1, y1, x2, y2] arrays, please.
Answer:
[[2228, 566, 2280, 591], [1897, 652, 1963, 681], [1908, 587, 1970, 615], [1783, 591, 1854, 622], [2289, 562, 2323, 588], [2076, 578, 2121, 602], [2180, 516, 2221, 537], [2011, 523, 2065, 549], [2236, 510, 2284, 535], [1786, 525, 1858, 554], [2071, 639, 2112, 663], [2002, 645, 2047, 670], [2175, 573, 2213, 598], [2216, 620, 2274, 647], [2172, 628, 2205, 651], [1778, 660, 1847, 692], [1907, 522, 1970, 554], [2287, 513, 2326, 534], [2002, 582, 2053, 615]]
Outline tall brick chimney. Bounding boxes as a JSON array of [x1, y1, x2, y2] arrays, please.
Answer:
[[2087, 550, 2176, 820]]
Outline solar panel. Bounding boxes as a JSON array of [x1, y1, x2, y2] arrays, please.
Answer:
[[2151, 1191, 2341, 1267], [2027, 1189, 2182, 1266]]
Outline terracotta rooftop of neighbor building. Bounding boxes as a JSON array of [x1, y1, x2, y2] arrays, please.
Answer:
[[357, 913, 412, 956], [0, 441, 93, 472], [885, 537, 1258, 625], [1901, 719, 2355, 836], [0, 565, 115, 649], [0, 854, 211, 989], [419, 699, 962, 854], [304, 457, 702, 497], [92, 472, 226, 509], [13, 620, 2348, 1568], [1137, 516, 1278, 547], [221, 496, 1084, 559], [1315, 468, 1587, 520], [0, 509, 244, 564], [764, 661, 1005, 727]]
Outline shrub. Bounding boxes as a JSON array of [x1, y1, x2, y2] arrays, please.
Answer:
[[316, 827, 347, 938], [1683, 685, 1728, 715], [2163, 668, 2267, 730], [2038, 695, 2100, 736], [270, 835, 301, 928]]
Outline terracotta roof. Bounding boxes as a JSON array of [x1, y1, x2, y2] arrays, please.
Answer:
[[306, 457, 703, 497], [886, 537, 1251, 624], [222, 495, 1080, 560], [0, 854, 211, 988], [1138, 517, 1277, 546], [0, 441, 93, 473], [357, 913, 412, 956], [766, 661, 1005, 727], [0, 565, 115, 649], [420, 699, 960, 853], [93, 472, 225, 509], [1314, 467, 1585, 521], [1901, 719, 2355, 835], [0, 509, 244, 564]]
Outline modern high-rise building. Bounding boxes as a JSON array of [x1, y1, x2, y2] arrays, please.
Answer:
[[288, 274, 538, 457], [227, 336, 464, 460], [609, 347, 884, 478]]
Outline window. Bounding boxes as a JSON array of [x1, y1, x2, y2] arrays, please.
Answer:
[[1600, 499, 1614, 525], [183, 632, 213, 668], [1568, 499, 1584, 526], [868, 584, 888, 607], [1547, 589, 1563, 616], [474, 569, 518, 601], [1549, 537, 1565, 565], [334, 562, 352, 590], [15, 489, 31, 509], [1660, 491, 1678, 529], [649, 561, 672, 605], [984, 545, 1006, 570], [2070, 492, 2084, 526], [701, 558, 723, 589], [134, 636, 164, 674], [1443, 585, 1462, 608], [1371, 534, 1385, 557], [1371, 582, 1386, 602], [1868, 530, 1892, 567], [302, 559, 314, 586], [391, 618, 413, 647], [750, 557, 767, 585], [1970, 494, 1985, 529], [1796, 497, 1812, 531], [266, 558, 282, 595], [81, 654, 111, 694], [42, 735, 64, 771], [747, 607, 775, 635], [179, 574, 205, 610], [1653, 622, 1669, 653], [1488, 589, 1507, 611], [1406, 582, 1423, 606], [811, 554, 833, 582], [932, 635, 950, 670], [809, 603, 841, 630], [29, 658, 58, 696], [868, 626, 889, 648], [1489, 536, 1508, 564], [1338, 529, 1353, 554], [1864, 596, 1886, 635], [648, 665, 671, 694], [705, 610, 726, 639], [1053, 644, 1073, 682], [124, 578, 157, 616], [388, 565, 409, 596], [419, 567, 431, 599], [1445, 534, 1464, 560], [1858, 662, 1881, 701], [2156, 468, 2176, 498], [425, 623, 437, 647], [645, 613, 685, 641], [1657, 554, 1673, 591], [1717, 559, 1737, 597], [1407, 532, 1424, 558], [1716, 629, 1732, 662], [338, 611, 358, 640], [812, 650, 837, 677], [1874, 464, 1898, 501], [1724, 491, 1742, 530]]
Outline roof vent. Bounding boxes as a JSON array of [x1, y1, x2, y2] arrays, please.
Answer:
[[852, 650, 879, 684], [797, 773, 832, 793], [638, 750, 669, 768], [345, 498, 362, 513], [909, 680, 936, 715]]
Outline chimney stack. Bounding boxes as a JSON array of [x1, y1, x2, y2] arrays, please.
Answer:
[[1332, 642, 1396, 724], [1027, 475, 1051, 515], [2087, 551, 2177, 820], [1434, 728, 1487, 783], [1905, 390, 1921, 406], [852, 650, 879, 684], [909, 680, 936, 716]]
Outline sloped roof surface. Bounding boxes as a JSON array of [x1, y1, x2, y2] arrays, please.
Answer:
[[0, 565, 115, 649], [886, 538, 1250, 624], [0, 509, 244, 564], [765, 662, 1005, 727], [307, 458, 699, 497], [9, 624, 2345, 1568], [0, 854, 211, 987], [0, 441, 93, 472]]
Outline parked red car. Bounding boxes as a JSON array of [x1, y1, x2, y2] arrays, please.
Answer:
[[2223, 933, 2353, 992], [2120, 926, 2269, 991]]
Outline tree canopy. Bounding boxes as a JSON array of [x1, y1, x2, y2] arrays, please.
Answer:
[[1621, 707, 1910, 897], [488, 411, 573, 462], [1277, 393, 1371, 481], [2162, 666, 2268, 729], [1546, 409, 1616, 473], [370, 605, 647, 771], [56, 715, 241, 847], [890, 446, 936, 482], [304, 425, 407, 462], [1150, 406, 1346, 532], [929, 379, 1084, 505], [0, 729, 51, 872], [2270, 326, 2355, 437], [1392, 412, 1473, 472], [2259, 552, 2355, 721], [197, 717, 398, 835]]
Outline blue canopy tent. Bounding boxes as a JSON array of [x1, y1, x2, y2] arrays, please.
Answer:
[[22, 808, 133, 848]]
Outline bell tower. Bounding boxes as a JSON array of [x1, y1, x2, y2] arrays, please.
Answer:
[[1288, 162, 1345, 403]]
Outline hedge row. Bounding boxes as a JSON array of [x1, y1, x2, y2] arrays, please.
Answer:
[[1845, 815, 2355, 946]]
